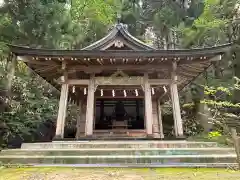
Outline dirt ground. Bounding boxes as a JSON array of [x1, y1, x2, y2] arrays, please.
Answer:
[[0, 167, 240, 180]]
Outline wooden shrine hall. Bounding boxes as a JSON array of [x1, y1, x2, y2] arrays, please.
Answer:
[[8, 23, 231, 140]]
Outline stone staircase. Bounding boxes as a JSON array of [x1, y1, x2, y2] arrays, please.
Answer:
[[0, 141, 238, 167]]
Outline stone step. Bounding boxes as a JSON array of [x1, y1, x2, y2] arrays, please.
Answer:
[[1, 148, 235, 156], [0, 154, 236, 165], [21, 141, 219, 149], [27, 163, 240, 168]]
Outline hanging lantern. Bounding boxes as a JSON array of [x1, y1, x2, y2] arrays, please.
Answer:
[[135, 89, 138, 96], [112, 89, 115, 97], [163, 86, 167, 93], [101, 89, 103, 96], [124, 90, 127, 97], [72, 86, 75, 93], [84, 88, 87, 95], [151, 88, 155, 95]]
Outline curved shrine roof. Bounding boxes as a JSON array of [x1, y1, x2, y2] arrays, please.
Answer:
[[7, 23, 232, 103]]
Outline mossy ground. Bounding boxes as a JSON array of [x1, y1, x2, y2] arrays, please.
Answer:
[[0, 167, 239, 180]]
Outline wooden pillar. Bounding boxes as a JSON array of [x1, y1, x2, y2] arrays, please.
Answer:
[[85, 74, 95, 136], [55, 62, 69, 139], [55, 83, 68, 139], [170, 62, 184, 138], [144, 73, 153, 136], [80, 102, 86, 135], [157, 99, 164, 138], [152, 99, 160, 138], [75, 101, 82, 139]]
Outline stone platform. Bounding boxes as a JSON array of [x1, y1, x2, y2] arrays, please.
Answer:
[[0, 141, 238, 167]]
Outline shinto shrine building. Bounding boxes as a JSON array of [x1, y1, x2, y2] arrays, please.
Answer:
[[8, 23, 231, 140]]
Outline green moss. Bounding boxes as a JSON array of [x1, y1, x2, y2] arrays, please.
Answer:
[[0, 167, 239, 180]]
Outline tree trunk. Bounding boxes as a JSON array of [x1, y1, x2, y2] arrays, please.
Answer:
[[231, 128, 240, 170], [6, 54, 17, 97]]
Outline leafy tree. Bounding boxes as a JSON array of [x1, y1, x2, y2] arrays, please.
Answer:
[[199, 77, 240, 144], [0, 0, 118, 147]]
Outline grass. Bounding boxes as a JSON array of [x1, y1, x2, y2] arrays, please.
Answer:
[[0, 167, 240, 180]]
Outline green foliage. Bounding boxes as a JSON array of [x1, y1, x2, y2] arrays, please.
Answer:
[[179, 0, 229, 48], [0, 0, 118, 147], [188, 132, 231, 145], [0, 63, 59, 147], [208, 131, 222, 138], [183, 116, 204, 136], [201, 77, 240, 137]]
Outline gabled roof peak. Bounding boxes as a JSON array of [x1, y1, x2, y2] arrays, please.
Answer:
[[82, 23, 155, 50], [115, 23, 128, 30]]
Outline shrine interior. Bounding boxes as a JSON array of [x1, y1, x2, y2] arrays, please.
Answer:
[[94, 99, 145, 130]]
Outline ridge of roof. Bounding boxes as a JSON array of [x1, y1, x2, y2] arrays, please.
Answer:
[[82, 23, 156, 50]]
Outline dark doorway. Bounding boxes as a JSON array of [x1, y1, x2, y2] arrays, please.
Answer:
[[95, 99, 144, 130]]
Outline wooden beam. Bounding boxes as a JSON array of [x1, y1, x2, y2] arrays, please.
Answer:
[[96, 96, 144, 99], [177, 70, 196, 78], [11, 44, 230, 58], [65, 78, 176, 85], [210, 54, 222, 61], [149, 79, 172, 85], [183, 64, 205, 72], [68, 64, 170, 72], [179, 66, 202, 73], [17, 56, 57, 65], [67, 79, 90, 85], [35, 65, 58, 73]]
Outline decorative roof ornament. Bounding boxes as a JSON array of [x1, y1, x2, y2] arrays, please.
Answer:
[[111, 70, 129, 78], [82, 14, 155, 50], [117, 13, 121, 24], [114, 40, 124, 48]]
